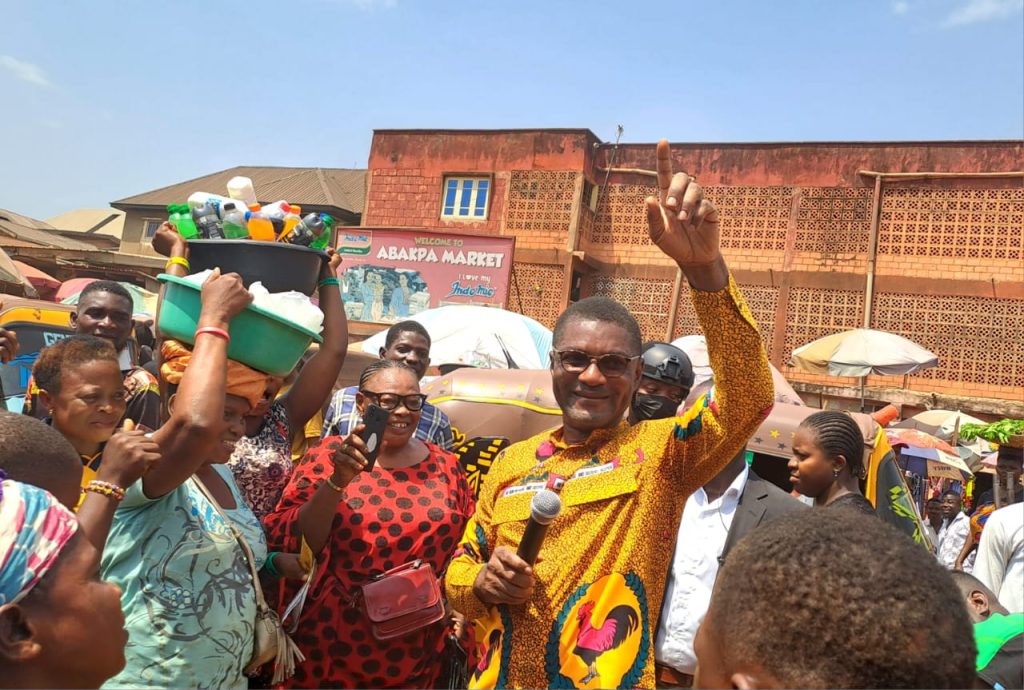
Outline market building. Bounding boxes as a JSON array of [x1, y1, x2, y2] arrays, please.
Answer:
[[358, 129, 1023, 417]]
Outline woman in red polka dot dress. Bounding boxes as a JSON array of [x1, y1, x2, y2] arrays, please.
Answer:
[[264, 360, 475, 688]]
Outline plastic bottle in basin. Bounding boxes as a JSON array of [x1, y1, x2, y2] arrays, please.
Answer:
[[226, 176, 258, 208], [221, 202, 249, 239], [278, 204, 303, 242], [261, 200, 291, 239], [167, 204, 199, 240], [311, 213, 334, 250], [280, 212, 322, 246], [187, 192, 238, 218], [192, 201, 225, 239], [245, 210, 276, 241]]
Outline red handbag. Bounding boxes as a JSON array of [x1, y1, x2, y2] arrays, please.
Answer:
[[360, 560, 446, 640]]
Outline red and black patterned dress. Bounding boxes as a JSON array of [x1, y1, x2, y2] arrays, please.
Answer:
[[264, 438, 475, 689]]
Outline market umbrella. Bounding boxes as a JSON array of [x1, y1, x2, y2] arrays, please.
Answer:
[[791, 328, 938, 409], [898, 446, 973, 481], [422, 367, 560, 443], [885, 427, 958, 454], [59, 279, 159, 317], [422, 367, 561, 498], [360, 305, 553, 369], [12, 261, 59, 293], [893, 410, 987, 441], [673, 334, 805, 408], [0, 248, 37, 297]]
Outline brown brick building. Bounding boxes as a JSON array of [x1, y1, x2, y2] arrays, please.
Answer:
[[362, 129, 1023, 416]]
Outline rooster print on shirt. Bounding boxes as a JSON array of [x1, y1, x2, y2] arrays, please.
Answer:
[[545, 572, 649, 689]]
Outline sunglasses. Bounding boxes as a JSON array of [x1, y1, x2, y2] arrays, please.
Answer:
[[552, 349, 641, 378], [359, 390, 427, 412]]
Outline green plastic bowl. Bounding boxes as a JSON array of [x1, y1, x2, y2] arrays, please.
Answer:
[[156, 274, 322, 377]]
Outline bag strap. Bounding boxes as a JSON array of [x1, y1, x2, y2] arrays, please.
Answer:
[[191, 475, 270, 611]]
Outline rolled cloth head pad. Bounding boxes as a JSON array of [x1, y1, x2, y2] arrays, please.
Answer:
[[160, 339, 271, 409]]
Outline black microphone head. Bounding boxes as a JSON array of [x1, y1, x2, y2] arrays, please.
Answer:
[[530, 489, 562, 525]]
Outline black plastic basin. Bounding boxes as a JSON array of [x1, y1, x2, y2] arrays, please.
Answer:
[[187, 240, 327, 294]]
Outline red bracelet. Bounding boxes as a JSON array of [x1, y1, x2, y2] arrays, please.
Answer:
[[195, 326, 231, 343]]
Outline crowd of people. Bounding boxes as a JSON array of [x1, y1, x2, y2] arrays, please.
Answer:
[[0, 140, 1021, 689]]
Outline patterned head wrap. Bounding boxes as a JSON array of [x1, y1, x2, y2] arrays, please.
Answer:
[[160, 339, 270, 409], [0, 475, 79, 606]]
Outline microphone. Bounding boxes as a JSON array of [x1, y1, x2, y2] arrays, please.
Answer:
[[517, 489, 563, 565]]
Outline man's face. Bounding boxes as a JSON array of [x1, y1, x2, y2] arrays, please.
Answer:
[[926, 501, 942, 524], [995, 456, 1023, 499], [550, 318, 641, 441], [71, 292, 133, 352], [940, 494, 961, 520], [636, 376, 687, 404], [380, 331, 431, 379]]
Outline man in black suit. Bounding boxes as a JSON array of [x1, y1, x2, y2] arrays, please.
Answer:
[[653, 450, 807, 688]]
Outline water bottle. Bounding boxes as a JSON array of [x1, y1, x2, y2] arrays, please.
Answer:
[[245, 210, 276, 242], [312, 214, 334, 250], [167, 204, 199, 240], [192, 201, 225, 239], [221, 202, 249, 240], [226, 176, 258, 208]]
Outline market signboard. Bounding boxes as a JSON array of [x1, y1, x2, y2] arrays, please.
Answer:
[[336, 227, 516, 324]]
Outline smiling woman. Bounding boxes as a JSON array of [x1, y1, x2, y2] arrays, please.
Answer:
[[264, 359, 476, 689]]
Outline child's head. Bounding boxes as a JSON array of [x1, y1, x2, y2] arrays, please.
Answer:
[[695, 509, 975, 689], [0, 412, 82, 509], [789, 411, 864, 499], [33, 335, 125, 449]]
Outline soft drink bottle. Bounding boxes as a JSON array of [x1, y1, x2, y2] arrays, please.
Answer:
[[280, 212, 323, 246], [192, 201, 225, 239], [278, 204, 303, 242], [221, 202, 249, 240], [167, 204, 199, 240], [312, 214, 334, 250], [245, 210, 276, 241], [226, 176, 258, 208], [262, 200, 290, 238]]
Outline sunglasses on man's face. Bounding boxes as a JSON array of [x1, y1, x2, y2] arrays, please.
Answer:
[[552, 349, 640, 378], [359, 390, 427, 412]]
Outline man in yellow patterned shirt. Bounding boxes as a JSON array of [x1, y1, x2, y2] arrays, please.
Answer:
[[445, 140, 775, 689]]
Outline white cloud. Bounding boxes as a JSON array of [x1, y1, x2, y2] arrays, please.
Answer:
[[0, 55, 52, 88], [892, 1, 911, 14], [942, 0, 1023, 26]]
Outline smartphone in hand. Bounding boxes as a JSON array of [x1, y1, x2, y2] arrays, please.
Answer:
[[359, 404, 390, 472]]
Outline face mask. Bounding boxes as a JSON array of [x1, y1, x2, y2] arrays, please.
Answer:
[[632, 394, 679, 421]]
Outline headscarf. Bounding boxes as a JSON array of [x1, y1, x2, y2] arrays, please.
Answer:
[[0, 476, 79, 606], [160, 339, 270, 409]]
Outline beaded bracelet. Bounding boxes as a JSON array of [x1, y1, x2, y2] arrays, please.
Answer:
[[318, 277, 340, 289], [324, 475, 345, 493], [83, 480, 126, 502], [166, 256, 190, 272]]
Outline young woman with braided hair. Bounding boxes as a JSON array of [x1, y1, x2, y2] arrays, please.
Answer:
[[789, 410, 876, 514]]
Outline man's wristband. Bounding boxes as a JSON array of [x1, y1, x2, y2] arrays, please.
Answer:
[[319, 277, 340, 289]]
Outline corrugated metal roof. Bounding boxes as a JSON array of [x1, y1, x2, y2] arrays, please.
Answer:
[[112, 166, 366, 214], [0, 209, 100, 250]]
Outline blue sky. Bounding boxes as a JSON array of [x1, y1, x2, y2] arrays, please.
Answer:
[[1, 0, 1021, 219]]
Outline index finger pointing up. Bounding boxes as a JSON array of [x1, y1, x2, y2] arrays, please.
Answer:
[[656, 139, 673, 205]]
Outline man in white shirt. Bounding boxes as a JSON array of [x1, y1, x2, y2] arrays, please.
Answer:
[[937, 490, 972, 570], [654, 451, 806, 688], [974, 504, 1024, 614]]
